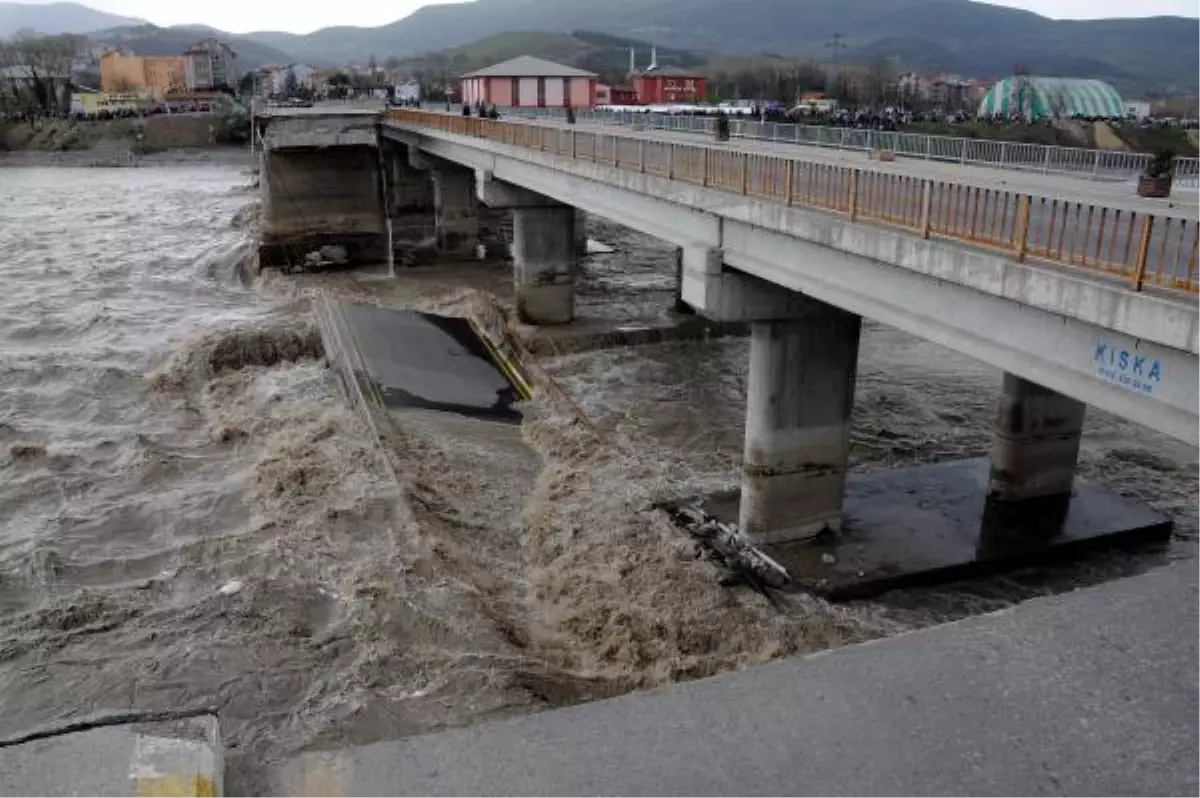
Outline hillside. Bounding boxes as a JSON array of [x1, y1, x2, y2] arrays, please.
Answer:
[[8, 0, 1196, 95], [386, 30, 703, 85], [86, 24, 296, 70], [248, 0, 1198, 94], [0, 0, 142, 36]]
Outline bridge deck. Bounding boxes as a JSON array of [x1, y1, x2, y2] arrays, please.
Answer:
[[386, 109, 1199, 296], [515, 114, 1199, 215]]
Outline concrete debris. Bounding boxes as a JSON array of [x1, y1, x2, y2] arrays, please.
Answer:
[[319, 245, 349, 264], [304, 245, 350, 268], [664, 503, 791, 590]]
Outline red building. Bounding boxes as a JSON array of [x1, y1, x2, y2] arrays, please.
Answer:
[[633, 69, 707, 105], [596, 83, 639, 106], [460, 56, 597, 109]]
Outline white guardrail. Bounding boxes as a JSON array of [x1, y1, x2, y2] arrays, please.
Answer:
[[504, 107, 1200, 188]]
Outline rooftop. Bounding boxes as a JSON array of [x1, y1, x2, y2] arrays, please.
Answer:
[[461, 56, 597, 79]]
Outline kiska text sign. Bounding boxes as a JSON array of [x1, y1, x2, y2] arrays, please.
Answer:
[[1093, 343, 1162, 395]]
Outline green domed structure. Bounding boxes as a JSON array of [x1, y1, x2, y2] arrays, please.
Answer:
[[977, 77, 1125, 120]]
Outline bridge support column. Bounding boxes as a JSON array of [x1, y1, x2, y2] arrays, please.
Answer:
[[383, 142, 435, 249], [513, 205, 576, 325], [672, 247, 694, 315], [740, 302, 862, 544], [259, 146, 386, 270], [475, 170, 577, 325], [431, 168, 478, 258], [574, 209, 588, 255], [989, 374, 1086, 503]]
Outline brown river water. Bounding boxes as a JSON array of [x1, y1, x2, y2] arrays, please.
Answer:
[[1, 159, 1195, 792]]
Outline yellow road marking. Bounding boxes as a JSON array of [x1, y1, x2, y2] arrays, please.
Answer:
[[134, 774, 217, 797]]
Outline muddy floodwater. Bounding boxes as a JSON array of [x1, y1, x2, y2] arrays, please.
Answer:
[[1, 160, 1195, 792]]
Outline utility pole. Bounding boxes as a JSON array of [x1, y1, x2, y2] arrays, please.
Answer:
[[825, 32, 847, 97]]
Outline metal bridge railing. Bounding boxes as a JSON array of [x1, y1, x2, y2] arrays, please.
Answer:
[[388, 109, 1199, 295], [503, 107, 1200, 188]]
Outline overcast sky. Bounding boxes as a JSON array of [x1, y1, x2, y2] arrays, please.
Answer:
[[13, 0, 1200, 34]]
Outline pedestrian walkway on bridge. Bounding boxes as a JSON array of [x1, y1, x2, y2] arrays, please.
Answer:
[[389, 109, 1199, 296], [507, 107, 1200, 191]]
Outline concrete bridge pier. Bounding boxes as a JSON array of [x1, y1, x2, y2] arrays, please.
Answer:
[[679, 245, 860, 543], [430, 167, 479, 259], [741, 307, 862, 543], [574, 209, 588, 255], [381, 141, 435, 249], [257, 111, 385, 271], [988, 374, 1087, 507], [513, 206, 577, 325], [477, 170, 577, 325]]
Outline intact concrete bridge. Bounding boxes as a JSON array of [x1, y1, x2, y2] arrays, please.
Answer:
[[256, 107, 1198, 547]]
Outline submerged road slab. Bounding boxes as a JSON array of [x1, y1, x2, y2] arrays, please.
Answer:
[[335, 302, 523, 422], [271, 561, 1197, 796], [0, 714, 222, 797]]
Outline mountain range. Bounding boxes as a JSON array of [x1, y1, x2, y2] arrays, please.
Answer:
[[0, 0, 139, 35], [1, 0, 1196, 93]]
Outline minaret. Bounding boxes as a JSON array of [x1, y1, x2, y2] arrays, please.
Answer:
[[649, 45, 658, 71], [629, 47, 635, 75]]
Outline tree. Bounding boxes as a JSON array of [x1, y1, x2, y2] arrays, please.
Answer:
[[284, 67, 298, 98], [863, 57, 895, 108], [327, 71, 351, 100], [0, 31, 81, 114], [237, 72, 255, 97]]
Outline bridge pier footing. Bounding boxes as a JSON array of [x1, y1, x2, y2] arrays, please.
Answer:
[[989, 373, 1086, 504], [739, 303, 862, 544], [513, 205, 576, 325]]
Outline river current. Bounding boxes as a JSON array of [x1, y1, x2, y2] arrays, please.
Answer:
[[0, 162, 410, 786], [1, 159, 1195, 792]]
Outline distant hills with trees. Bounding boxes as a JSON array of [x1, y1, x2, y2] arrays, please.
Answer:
[[1, 0, 1196, 95], [378, 31, 705, 89]]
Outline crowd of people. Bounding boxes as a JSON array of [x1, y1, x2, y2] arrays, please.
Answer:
[[1, 101, 221, 124], [595, 103, 1196, 133], [462, 101, 501, 119]]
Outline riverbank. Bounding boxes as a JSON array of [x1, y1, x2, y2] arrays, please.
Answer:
[[0, 144, 249, 168], [0, 114, 245, 157]]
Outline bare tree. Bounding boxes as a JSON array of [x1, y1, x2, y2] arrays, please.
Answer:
[[0, 31, 82, 114], [863, 57, 895, 108]]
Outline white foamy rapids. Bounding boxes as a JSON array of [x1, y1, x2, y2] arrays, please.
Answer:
[[0, 165, 382, 763]]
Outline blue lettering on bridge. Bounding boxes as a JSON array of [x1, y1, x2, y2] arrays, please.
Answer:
[[1093, 343, 1162, 396]]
